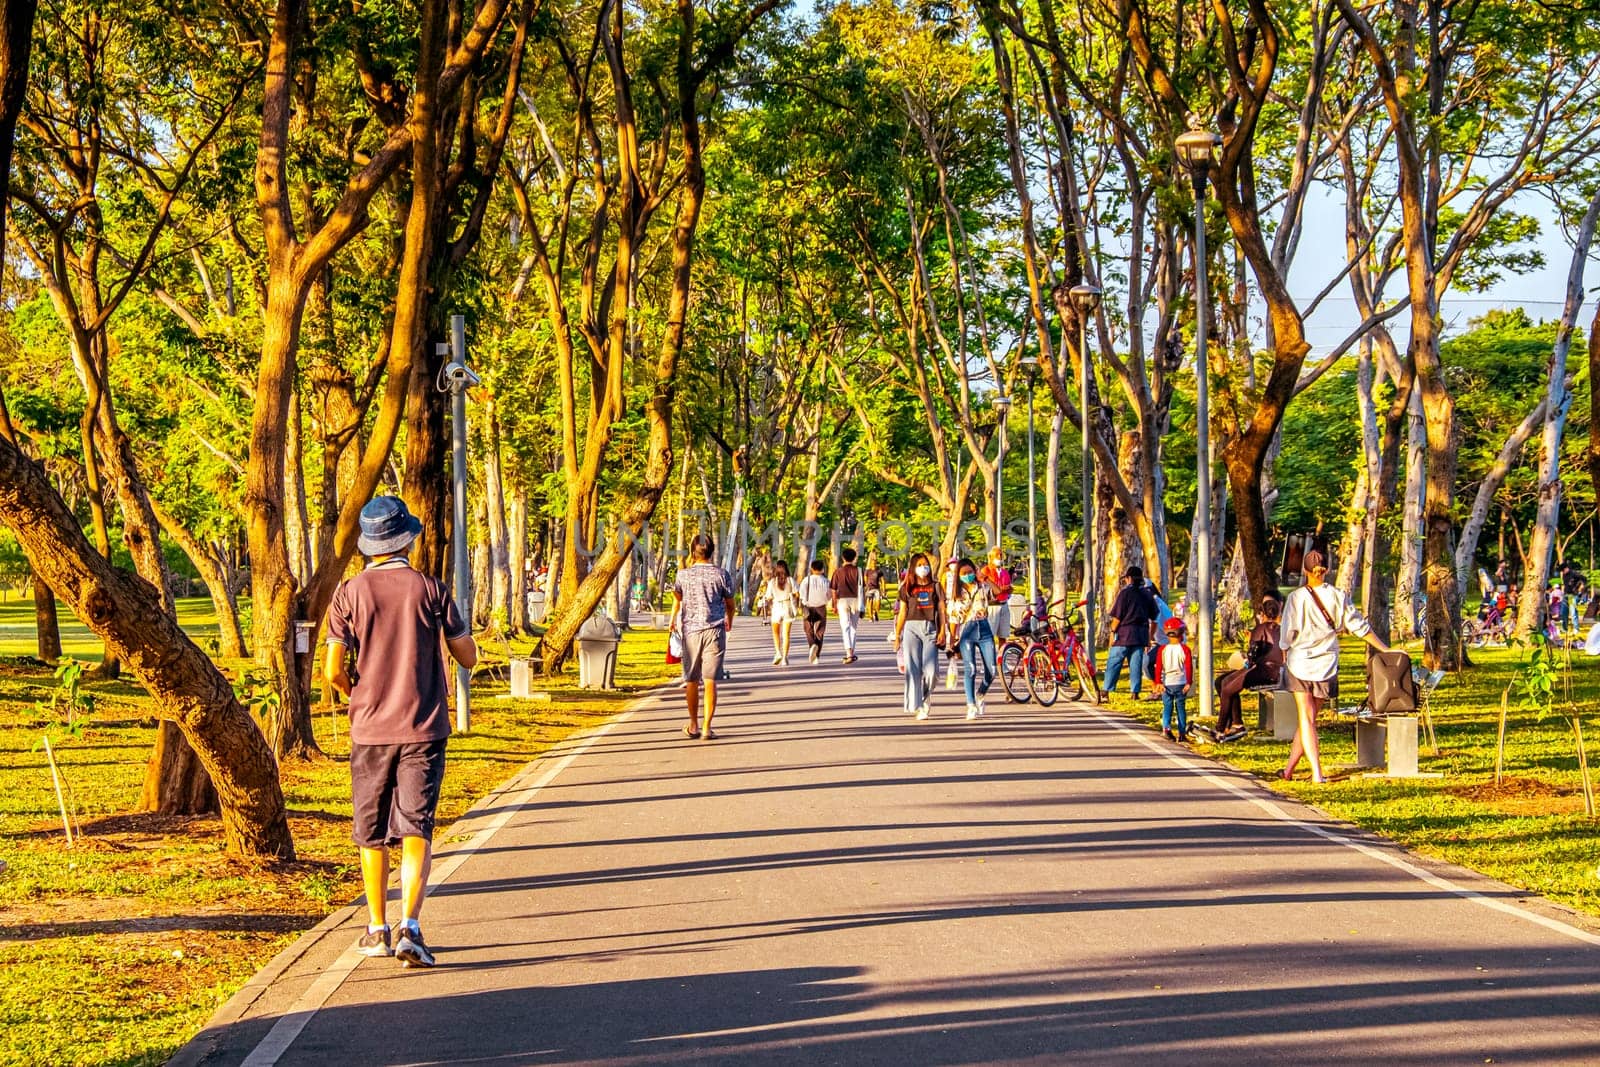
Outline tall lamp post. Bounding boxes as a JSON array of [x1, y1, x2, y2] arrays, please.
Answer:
[[1176, 120, 1222, 723], [440, 314, 480, 733], [1020, 350, 1040, 604], [994, 393, 1013, 554], [1069, 283, 1101, 660]]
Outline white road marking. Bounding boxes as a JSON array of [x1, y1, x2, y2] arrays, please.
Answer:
[[1083, 704, 1600, 948], [240, 707, 647, 1066]]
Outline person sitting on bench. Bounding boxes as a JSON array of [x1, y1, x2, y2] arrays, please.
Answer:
[[1214, 595, 1283, 741]]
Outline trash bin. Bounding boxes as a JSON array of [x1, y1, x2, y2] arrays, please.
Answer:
[[1007, 595, 1027, 630], [576, 612, 622, 689], [529, 590, 548, 623]]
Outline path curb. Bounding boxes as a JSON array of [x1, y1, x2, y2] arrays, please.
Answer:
[[166, 681, 673, 1067]]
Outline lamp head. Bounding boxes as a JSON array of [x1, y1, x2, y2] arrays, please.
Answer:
[[1175, 117, 1221, 173], [1068, 283, 1102, 314], [994, 394, 1013, 413]]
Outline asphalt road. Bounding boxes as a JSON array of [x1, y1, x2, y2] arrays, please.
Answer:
[[177, 619, 1600, 1066]]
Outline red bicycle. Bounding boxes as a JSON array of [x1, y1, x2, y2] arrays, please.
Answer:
[[999, 598, 1102, 706], [1024, 601, 1102, 706]]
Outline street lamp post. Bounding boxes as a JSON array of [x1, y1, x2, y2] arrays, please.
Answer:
[[1176, 120, 1222, 724], [994, 394, 1013, 555], [440, 314, 480, 733], [1069, 283, 1102, 661], [1020, 351, 1040, 605]]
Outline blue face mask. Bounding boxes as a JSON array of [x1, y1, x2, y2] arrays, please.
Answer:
[[961, 573, 977, 585]]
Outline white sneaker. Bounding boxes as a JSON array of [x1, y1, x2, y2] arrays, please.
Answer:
[[915, 705, 930, 720], [965, 704, 979, 720], [772, 653, 782, 665], [975, 696, 985, 717], [809, 647, 819, 664]]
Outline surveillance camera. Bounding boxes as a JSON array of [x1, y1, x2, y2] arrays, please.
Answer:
[[444, 362, 481, 388]]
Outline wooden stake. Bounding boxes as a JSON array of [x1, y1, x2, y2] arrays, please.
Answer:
[[1496, 685, 1511, 786], [41, 736, 73, 847]]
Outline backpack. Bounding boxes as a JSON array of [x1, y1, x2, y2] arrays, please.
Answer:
[[1365, 649, 1417, 715]]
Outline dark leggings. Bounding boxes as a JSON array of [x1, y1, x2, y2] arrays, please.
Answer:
[[1216, 663, 1280, 730]]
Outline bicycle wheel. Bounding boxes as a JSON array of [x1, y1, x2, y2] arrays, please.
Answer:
[[1063, 646, 1086, 702], [1073, 646, 1104, 704], [1026, 645, 1060, 707], [999, 641, 1031, 703]]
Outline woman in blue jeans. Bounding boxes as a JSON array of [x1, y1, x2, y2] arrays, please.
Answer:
[[947, 558, 997, 721]]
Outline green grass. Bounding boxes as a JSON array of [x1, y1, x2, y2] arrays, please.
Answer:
[[1105, 637, 1600, 920], [0, 608, 675, 1067], [0, 596, 229, 664]]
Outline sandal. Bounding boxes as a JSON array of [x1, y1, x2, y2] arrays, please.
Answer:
[[683, 725, 701, 739], [701, 728, 718, 741], [1278, 769, 1294, 781]]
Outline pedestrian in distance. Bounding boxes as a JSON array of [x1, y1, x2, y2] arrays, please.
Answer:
[[1156, 617, 1193, 742], [324, 496, 478, 969], [798, 558, 832, 664], [668, 534, 735, 741], [948, 557, 998, 720], [863, 560, 884, 621], [830, 546, 863, 664], [1212, 596, 1283, 741], [893, 551, 947, 720], [1103, 566, 1158, 700], [978, 547, 1014, 640], [762, 560, 800, 665], [1279, 549, 1390, 783]]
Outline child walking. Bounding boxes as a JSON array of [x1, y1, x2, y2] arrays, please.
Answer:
[[1157, 617, 1193, 742]]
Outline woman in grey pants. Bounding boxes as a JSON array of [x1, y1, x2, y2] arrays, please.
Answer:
[[894, 551, 947, 720]]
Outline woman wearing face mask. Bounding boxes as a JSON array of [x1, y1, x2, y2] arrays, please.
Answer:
[[894, 552, 947, 720], [946, 557, 997, 720]]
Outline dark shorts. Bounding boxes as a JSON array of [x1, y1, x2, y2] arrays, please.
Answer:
[[350, 738, 448, 848], [682, 627, 726, 683], [1287, 672, 1338, 701]]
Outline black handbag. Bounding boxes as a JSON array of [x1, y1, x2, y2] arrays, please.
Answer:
[[1366, 649, 1418, 715]]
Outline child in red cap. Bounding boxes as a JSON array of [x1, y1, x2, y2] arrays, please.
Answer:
[[1157, 616, 1193, 741]]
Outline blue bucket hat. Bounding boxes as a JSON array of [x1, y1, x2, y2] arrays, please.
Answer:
[[357, 495, 423, 556]]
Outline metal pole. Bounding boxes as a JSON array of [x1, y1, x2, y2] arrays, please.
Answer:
[[450, 314, 472, 733], [1080, 317, 1095, 663], [1192, 174, 1216, 723], [1027, 380, 1038, 604], [995, 416, 1006, 554]]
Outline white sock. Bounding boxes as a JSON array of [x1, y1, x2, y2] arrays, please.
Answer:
[[368, 923, 388, 934]]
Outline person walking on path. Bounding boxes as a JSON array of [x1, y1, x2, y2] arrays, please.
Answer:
[[863, 561, 884, 621], [1156, 617, 1193, 742], [977, 547, 1014, 640], [324, 496, 478, 970], [830, 546, 863, 664], [761, 560, 800, 665], [1103, 566, 1158, 700], [947, 557, 997, 720], [1279, 549, 1390, 782], [894, 551, 947, 720], [668, 534, 735, 740], [799, 559, 832, 664], [1212, 596, 1283, 742]]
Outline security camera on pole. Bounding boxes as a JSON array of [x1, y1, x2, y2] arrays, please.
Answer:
[[438, 313, 479, 732], [1175, 118, 1222, 724]]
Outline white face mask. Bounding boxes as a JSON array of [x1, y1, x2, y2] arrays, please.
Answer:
[[915, 565, 931, 579]]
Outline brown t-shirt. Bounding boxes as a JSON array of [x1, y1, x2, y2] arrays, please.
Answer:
[[830, 564, 861, 599], [326, 559, 470, 745]]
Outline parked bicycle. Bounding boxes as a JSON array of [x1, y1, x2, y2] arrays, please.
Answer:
[[998, 597, 1102, 706]]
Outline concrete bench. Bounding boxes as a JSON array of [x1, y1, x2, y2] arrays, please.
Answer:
[[1255, 688, 1297, 739]]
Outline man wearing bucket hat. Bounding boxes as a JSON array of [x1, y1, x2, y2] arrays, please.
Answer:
[[324, 496, 478, 968]]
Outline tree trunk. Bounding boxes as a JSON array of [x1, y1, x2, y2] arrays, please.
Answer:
[[1, 440, 292, 858], [285, 389, 310, 586], [1395, 393, 1426, 637], [508, 491, 529, 633], [1455, 399, 1546, 601], [1045, 408, 1071, 615], [403, 331, 451, 581], [1336, 465, 1369, 602], [139, 721, 218, 815], [33, 573, 60, 662], [1515, 188, 1600, 636], [483, 401, 511, 627]]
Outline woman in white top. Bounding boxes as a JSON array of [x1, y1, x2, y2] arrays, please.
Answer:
[[945, 558, 998, 720], [1279, 549, 1391, 783], [763, 561, 801, 665]]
